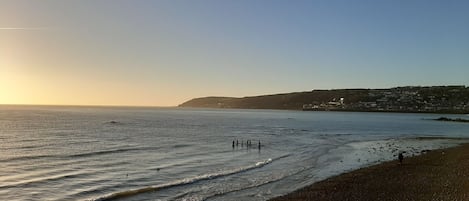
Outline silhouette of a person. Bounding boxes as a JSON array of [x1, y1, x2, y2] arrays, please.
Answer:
[[398, 152, 404, 164]]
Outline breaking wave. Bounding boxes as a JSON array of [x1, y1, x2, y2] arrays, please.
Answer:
[[92, 158, 275, 201]]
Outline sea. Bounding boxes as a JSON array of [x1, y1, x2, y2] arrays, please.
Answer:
[[1, 105, 469, 201]]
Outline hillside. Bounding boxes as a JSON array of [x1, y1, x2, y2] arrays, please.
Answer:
[[179, 86, 469, 113]]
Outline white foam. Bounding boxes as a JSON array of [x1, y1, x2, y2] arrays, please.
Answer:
[[92, 158, 274, 201], [316, 137, 466, 181]]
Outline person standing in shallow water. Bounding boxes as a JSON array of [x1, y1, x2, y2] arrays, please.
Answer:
[[398, 152, 404, 164]]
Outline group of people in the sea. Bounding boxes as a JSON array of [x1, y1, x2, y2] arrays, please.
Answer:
[[232, 139, 261, 150]]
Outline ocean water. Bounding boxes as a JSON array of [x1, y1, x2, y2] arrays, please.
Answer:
[[1, 106, 469, 201]]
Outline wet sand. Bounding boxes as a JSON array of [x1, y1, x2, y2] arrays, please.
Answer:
[[270, 143, 469, 201]]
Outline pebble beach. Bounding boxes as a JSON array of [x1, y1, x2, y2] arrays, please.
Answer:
[[270, 143, 469, 201]]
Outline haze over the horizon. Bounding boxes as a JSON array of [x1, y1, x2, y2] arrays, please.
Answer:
[[1, 0, 468, 106]]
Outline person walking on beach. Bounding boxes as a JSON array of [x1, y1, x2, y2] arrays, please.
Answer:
[[398, 152, 404, 164], [258, 140, 261, 150], [232, 140, 235, 148]]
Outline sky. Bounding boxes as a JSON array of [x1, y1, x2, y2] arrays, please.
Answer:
[[1, 0, 468, 106]]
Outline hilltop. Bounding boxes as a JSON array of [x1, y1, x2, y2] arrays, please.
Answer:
[[179, 86, 469, 114]]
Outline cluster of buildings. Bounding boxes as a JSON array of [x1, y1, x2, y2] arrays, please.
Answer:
[[302, 98, 345, 110], [303, 86, 469, 113]]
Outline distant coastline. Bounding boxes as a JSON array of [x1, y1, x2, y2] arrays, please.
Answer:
[[179, 85, 469, 114]]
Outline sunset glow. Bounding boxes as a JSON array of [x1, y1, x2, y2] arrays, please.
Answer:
[[1, 0, 468, 106]]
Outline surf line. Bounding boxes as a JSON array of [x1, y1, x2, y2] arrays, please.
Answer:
[[93, 158, 273, 201]]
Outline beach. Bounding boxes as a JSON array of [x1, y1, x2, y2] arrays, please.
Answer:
[[270, 143, 469, 201]]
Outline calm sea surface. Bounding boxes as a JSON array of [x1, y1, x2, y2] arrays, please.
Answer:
[[1, 106, 469, 201]]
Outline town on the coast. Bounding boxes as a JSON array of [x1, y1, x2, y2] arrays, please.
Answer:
[[181, 85, 469, 114], [302, 86, 469, 113]]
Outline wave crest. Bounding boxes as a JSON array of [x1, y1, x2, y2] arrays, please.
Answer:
[[92, 158, 274, 201]]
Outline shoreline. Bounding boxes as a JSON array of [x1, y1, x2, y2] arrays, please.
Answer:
[[179, 106, 469, 115], [269, 143, 469, 201]]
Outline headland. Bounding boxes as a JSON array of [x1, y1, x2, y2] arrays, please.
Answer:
[[180, 86, 469, 114]]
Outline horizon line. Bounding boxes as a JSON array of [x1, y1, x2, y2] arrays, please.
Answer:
[[0, 103, 178, 108]]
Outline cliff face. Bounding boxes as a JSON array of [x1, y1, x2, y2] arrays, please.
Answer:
[[179, 86, 469, 113]]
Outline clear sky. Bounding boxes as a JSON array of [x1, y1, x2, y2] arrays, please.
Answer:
[[1, 0, 468, 106]]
